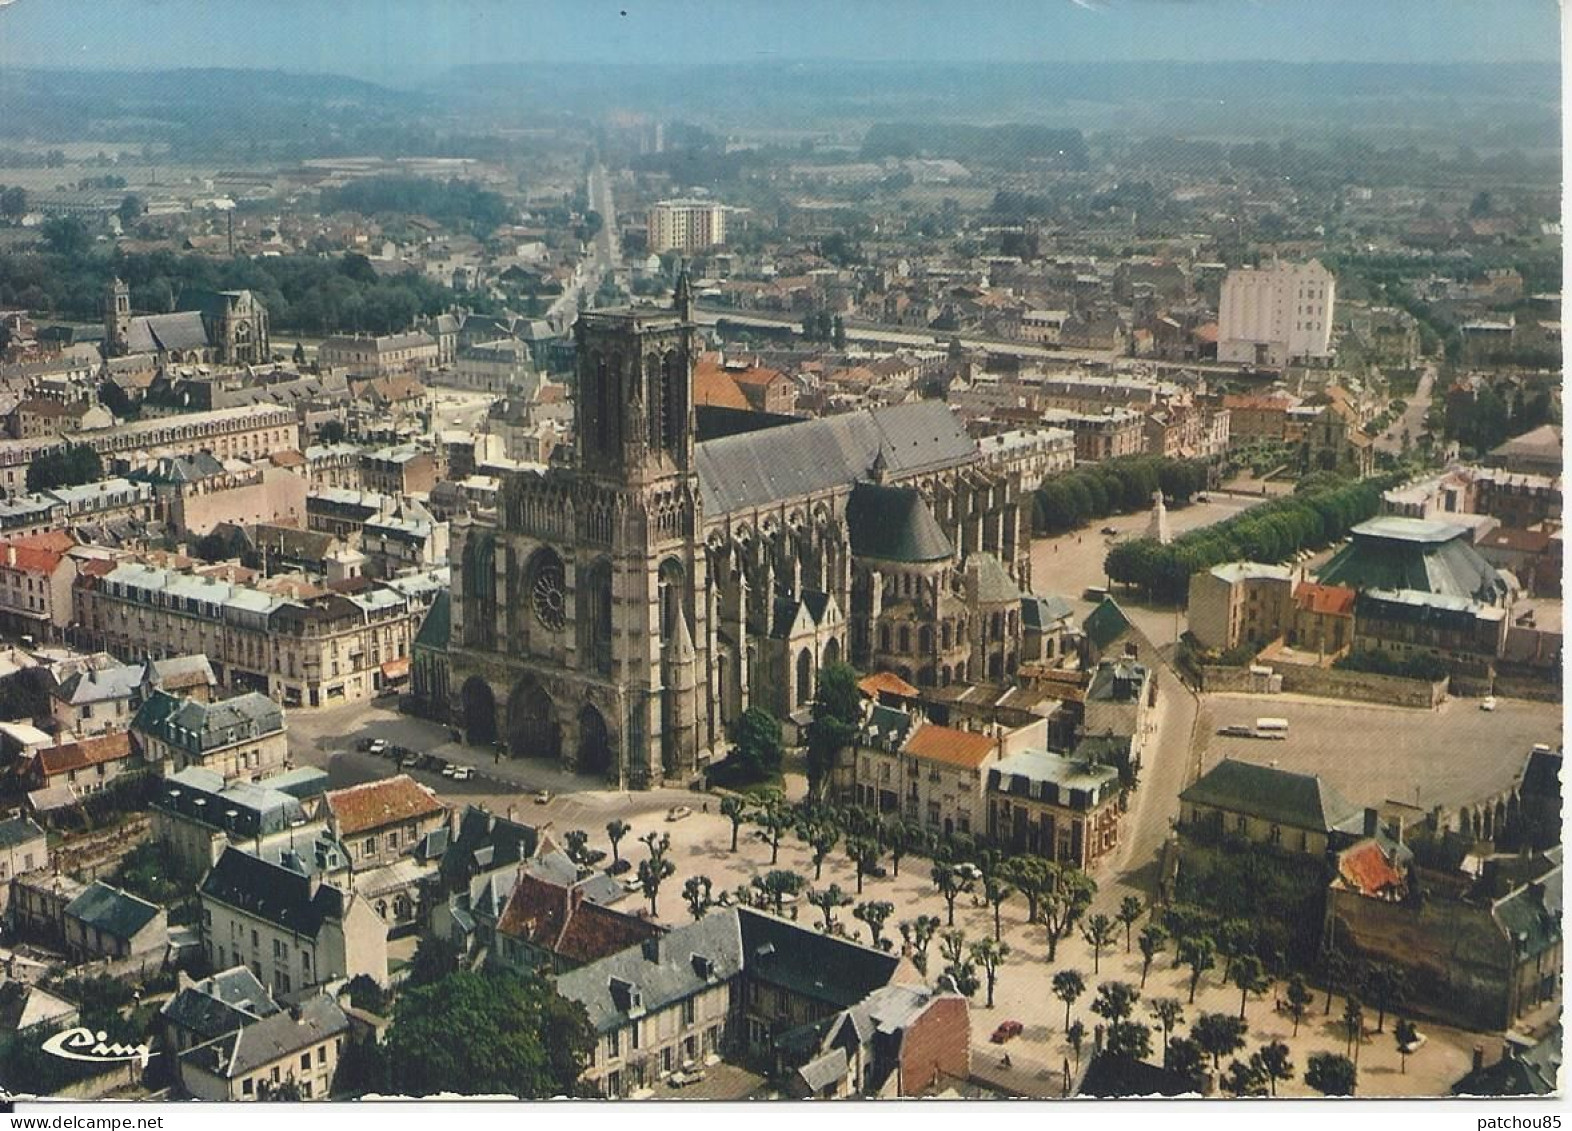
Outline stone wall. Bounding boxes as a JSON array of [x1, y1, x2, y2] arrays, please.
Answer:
[[1199, 664, 1447, 708], [1325, 888, 1511, 1032]]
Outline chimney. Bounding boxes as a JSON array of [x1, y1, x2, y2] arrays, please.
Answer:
[[1363, 808, 1379, 838], [1472, 1045, 1485, 1073], [641, 937, 661, 964]]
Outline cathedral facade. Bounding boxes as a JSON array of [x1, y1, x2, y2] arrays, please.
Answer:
[[448, 279, 1031, 788]]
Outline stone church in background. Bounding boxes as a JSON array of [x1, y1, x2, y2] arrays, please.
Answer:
[[104, 277, 271, 366], [447, 276, 1031, 789]]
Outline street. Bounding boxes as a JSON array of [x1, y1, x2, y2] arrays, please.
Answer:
[[1375, 363, 1436, 456]]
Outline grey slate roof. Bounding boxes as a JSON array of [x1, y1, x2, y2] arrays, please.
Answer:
[[135, 690, 284, 755], [1180, 758, 1361, 834], [694, 401, 976, 515], [64, 881, 161, 941], [125, 311, 211, 355], [846, 483, 953, 563], [1022, 594, 1074, 630], [1493, 865, 1562, 963], [970, 552, 1025, 604], [181, 994, 349, 1081], [155, 766, 306, 839], [0, 815, 45, 851], [198, 846, 347, 936], [160, 966, 279, 1045], [54, 661, 144, 707]]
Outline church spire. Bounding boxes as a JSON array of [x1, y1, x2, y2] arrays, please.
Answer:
[[674, 262, 694, 324]]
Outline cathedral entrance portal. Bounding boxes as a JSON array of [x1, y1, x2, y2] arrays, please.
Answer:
[[508, 676, 561, 760], [576, 705, 612, 778], [461, 677, 497, 746]]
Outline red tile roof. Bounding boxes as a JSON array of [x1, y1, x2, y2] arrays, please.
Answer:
[[693, 355, 750, 411], [35, 732, 135, 778], [325, 774, 445, 837], [859, 671, 920, 700], [904, 724, 999, 770], [1294, 582, 1356, 617], [1338, 840, 1405, 898], [495, 871, 662, 964]]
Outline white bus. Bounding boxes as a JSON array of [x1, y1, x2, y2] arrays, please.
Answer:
[[1255, 717, 1289, 738]]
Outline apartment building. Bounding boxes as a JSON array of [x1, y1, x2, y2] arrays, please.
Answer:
[[646, 199, 728, 254], [134, 690, 288, 782], [76, 560, 418, 708], [317, 331, 439, 377], [0, 532, 78, 641], [1218, 259, 1337, 368], [323, 775, 445, 870], [197, 843, 388, 997]]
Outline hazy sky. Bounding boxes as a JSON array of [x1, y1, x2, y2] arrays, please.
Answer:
[[0, 0, 1560, 73]]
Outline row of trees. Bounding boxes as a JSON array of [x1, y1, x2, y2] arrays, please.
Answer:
[[1333, 648, 1450, 682], [1104, 473, 1387, 602], [1032, 457, 1209, 535], [0, 242, 486, 337]]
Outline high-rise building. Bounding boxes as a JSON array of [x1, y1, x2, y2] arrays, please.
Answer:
[[1217, 259, 1336, 368], [646, 199, 728, 254]]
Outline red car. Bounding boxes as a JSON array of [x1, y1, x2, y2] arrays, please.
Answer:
[[990, 1021, 1023, 1044]]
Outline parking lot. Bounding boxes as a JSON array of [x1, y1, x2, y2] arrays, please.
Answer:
[[1201, 693, 1562, 815]]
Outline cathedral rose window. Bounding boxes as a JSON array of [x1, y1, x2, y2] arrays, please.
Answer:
[[531, 554, 567, 631]]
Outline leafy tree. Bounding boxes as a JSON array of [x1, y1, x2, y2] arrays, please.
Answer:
[[1166, 1036, 1206, 1091], [983, 876, 1014, 941], [605, 819, 631, 865], [1221, 1054, 1269, 1097], [1147, 998, 1184, 1065], [1137, 923, 1169, 988], [1039, 862, 1096, 962], [1216, 918, 1254, 982], [938, 930, 979, 999], [1080, 913, 1117, 975], [1342, 996, 1364, 1060], [1052, 968, 1085, 1031], [563, 829, 606, 870], [970, 937, 1010, 1008], [1177, 935, 1216, 1003], [637, 831, 675, 916], [385, 969, 595, 1097], [408, 934, 460, 987], [729, 706, 784, 780], [1394, 1017, 1419, 1075], [334, 1031, 390, 1096], [1365, 962, 1407, 1033], [1285, 973, 1313, 1037], [1259, 1040, 1294, 1096], [1065, 1019, 1086, 1068], [344, 973, 388, 1015], [1192, 1012, 1247, 1073], [752, 869, 806, 915], [831, 315, 846, 350], [898, 915, 940, 975], [1231, 954, 1271, 1020], [720, 796, 749, 852], [804, 662, 861, 799], [807, 883, 853, 932], [1090, 980, 1140, 1027], [1002, 855, 1051, 922], [1116, 896, 1144, 953], [853, 900, 894, 949], [1304, 1052, 1357, 1097], [881, 815, 914, 877], [317, 418, 346, 444], [293, 341, 308, 366], [682, 875, 714, 920], [116, 194, 144, 229], [796, 819, 838, 881], [931, 863, 968, 927], [258, 1077, 305, 1100], [41, 215, 92, 258], [0, 186, 27, 221], [27, 444, 104, 492], [752, 793, 794, 865], [1322, 947, 1350, 1015], [845, 836, 881, 894]]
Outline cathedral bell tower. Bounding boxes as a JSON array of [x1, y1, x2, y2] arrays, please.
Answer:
[[570, 274, 710, 786]]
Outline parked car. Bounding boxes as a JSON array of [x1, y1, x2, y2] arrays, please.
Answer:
[[607, 858, 631, 876], [1100, 526, 1118, 536], [1218, 725, 1255, 737], [357, 739, 377, 753], [865, 864, 888, 879], [450, 766, 474, 782], [398, 755, 420, 771], [1481, 696, 1498, 712], [990, 1021, 1024, 1044], [666, 805, 693, 822], [535, 789, 553, 804], [441, 765, 457, 778], [367, 739, 387, 755], [622, 876, 644, 893]]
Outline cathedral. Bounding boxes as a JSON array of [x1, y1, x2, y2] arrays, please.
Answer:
[[104, 278, 271, 366], [448, 277, 1032, 788]]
